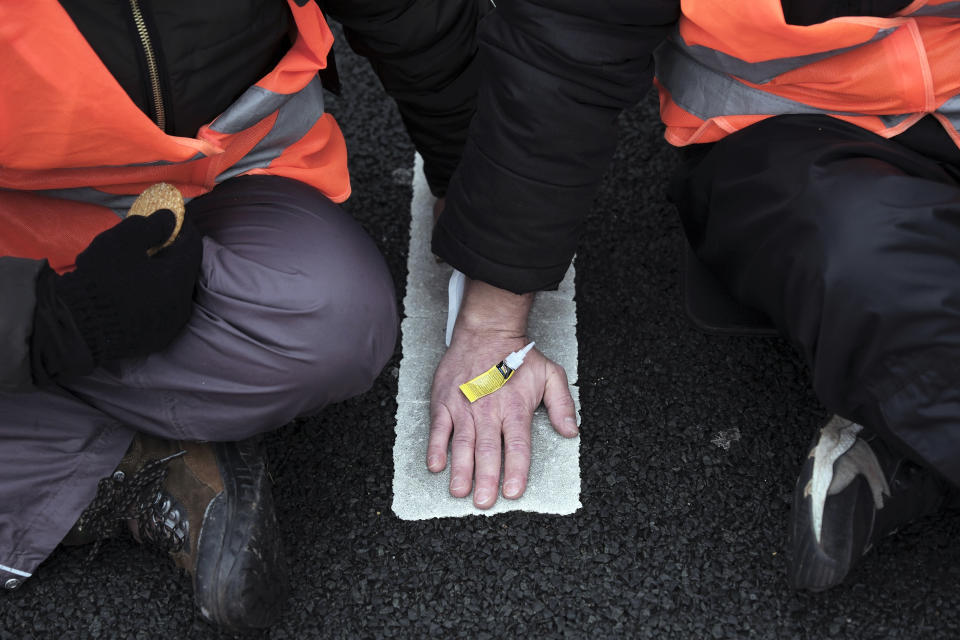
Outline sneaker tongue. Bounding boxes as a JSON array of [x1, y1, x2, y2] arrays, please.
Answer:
[[807, 416, 862, 543], [829, 439, 890, 509]]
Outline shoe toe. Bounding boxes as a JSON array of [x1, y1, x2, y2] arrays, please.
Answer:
[[193, 443, 289, 631], [789, 468, 875, 591]]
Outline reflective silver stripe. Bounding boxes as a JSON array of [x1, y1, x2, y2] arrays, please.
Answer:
[[210, 77, 325, 136], [0, 563, 31, 578], [209, 86, 290, 135], [12, 77, 325, 211], [11, 187, 195, 219], [907, 1, 960, 17], [654, 38, 883, 119], [878, 113, 918, 128], [215, 76, 326, 182], [939, 93, 960, 132], [18, 78, 326, 211], [24, 188, 141, 218], [679, 28, 896, 84]]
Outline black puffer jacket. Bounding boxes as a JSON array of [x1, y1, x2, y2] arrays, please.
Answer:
[[433, 0, 913, 293], [0, 0, 488, 391]]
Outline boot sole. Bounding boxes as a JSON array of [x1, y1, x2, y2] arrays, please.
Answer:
[[788, 472, 852, 591], [788, 461, 875, 591]]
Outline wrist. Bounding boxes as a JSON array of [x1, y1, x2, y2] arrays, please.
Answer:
[[455, 278, 533, 336]]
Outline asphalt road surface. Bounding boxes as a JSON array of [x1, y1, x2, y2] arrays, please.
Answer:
[[3, 24, 960, 640]]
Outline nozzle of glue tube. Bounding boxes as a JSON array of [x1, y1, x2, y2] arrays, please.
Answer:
[[459, 341, 535, 403]]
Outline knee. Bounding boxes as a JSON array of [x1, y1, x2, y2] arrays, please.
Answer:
[[295, 254, 400, 403], [266, 220, 399, 404], [801, 173, 960, 391], [819, 230, 887, 308], [196, 192, 399, 409], [809, 173, 914, 312]]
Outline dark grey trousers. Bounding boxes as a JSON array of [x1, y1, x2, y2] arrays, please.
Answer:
[[0, 176, 398, 588], [673, 114, 960, 489]]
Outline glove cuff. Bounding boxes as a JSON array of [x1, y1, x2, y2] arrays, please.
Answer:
[[31, 264, 97, 384], [52, 267, 126, 365]]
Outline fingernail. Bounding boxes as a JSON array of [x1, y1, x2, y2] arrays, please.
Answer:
[[503, 480, 521, 497], [450, 477, 466, 492], [474, 490, 492, 505], [427, 455, 441, 469], [566, 416, 578, 430]]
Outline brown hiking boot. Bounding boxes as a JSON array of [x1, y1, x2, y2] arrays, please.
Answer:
[[64, 433, 288, 631]]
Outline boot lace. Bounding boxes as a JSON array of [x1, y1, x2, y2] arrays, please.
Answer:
[[72, 451, 185, 560], [137, 490, 190, 553]]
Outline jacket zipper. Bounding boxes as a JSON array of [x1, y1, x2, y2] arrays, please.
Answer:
[[128, 0, 166, 132]]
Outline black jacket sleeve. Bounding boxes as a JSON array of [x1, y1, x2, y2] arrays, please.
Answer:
[[433, 1, 681, 293], [322, 0, 491, 197], [0, 257, 46, 391]]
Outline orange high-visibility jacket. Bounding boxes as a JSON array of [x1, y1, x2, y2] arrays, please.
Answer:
[[654, 0, 960, 147], [0, 0, 349, 272]]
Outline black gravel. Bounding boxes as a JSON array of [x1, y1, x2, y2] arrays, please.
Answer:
[[4, 27, 960, 640]]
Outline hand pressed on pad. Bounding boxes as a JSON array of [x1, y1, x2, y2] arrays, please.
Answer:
[[426, 279, 579, 509]]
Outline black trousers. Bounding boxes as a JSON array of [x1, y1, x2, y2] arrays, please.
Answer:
[[672, 115, 960, 488]]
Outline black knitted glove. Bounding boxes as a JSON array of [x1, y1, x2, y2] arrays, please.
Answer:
[[31, 210, 202, 384]]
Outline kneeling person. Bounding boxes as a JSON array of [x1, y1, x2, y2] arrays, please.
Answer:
[[0, 1, 401, 631]]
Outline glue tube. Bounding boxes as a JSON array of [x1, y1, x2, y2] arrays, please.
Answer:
[[459, 341, 535, 403]]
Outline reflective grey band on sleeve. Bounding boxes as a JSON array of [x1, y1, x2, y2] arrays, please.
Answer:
[[677, 29, 896, 85], [0, 257, 45, 392]]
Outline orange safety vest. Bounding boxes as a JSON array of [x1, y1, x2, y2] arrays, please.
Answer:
[[0, 0, 349, 272], [655, 0, 960, 148]]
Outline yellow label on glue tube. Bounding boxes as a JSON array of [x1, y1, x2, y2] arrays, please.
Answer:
[[459, 362, 515, 403], [458, 341, 535, 403]]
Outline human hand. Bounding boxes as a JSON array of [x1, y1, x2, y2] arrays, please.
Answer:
[[54, 210, 202, 363], [426, 279, 579, 508]]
